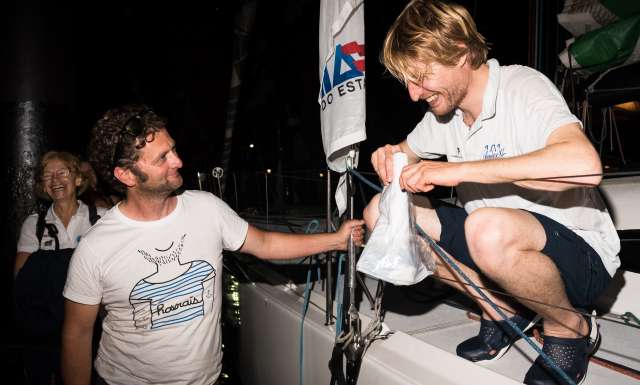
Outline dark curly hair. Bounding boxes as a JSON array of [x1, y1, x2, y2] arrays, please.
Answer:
[[88, 104, 167, 194]]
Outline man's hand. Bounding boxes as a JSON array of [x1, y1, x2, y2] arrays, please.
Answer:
[[400, 160, 463, 193], [371, 144, 402, 185], [336, 219, 365, 250]]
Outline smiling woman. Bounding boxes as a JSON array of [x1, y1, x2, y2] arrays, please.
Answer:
[[19, 151, 92, 268], [14, 151, 107, 385], [35, 152, 85, 205]]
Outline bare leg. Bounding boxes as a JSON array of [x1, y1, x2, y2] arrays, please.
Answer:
[[464, 207, 588, 338], [363, 194, 442, 242]]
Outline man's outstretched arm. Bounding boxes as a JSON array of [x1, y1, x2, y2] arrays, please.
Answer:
[[239, 219, 364, 260]]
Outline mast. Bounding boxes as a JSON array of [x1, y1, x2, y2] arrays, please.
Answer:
[[220, 0, 257, 194], [319, 0, 367, 383]]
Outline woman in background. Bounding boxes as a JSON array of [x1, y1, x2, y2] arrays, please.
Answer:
[[15, 151, 106, 385]]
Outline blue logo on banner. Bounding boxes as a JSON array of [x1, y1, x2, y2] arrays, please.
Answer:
[[319, 41, 365, 110]]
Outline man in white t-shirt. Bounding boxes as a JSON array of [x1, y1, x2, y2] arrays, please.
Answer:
[[363, 1, 620, 384], [61, 105, 364, 385]]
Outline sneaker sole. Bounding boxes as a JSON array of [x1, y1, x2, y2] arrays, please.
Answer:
[[478, 314, 542, 364], [575, 312, 600, 385], [587, 310, 601, 356]]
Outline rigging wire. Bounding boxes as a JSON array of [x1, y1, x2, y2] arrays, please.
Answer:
[[430, 275, 640, 330]]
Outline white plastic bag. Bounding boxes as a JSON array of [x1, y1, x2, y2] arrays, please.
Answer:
[[357, 153, 435, 285]]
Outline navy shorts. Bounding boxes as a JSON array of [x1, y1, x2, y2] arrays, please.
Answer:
[[435, 204, 611, 308]]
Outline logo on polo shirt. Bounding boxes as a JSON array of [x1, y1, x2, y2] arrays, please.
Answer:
[[483, 144, 506, 159]]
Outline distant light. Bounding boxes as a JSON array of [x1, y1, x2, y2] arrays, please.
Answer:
[[266, 169, 272, 174], [249, 143, 254, 148], [615, 101, 640, 112], [319, 173, 324, 178]]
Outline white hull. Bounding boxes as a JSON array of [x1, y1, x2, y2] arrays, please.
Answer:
[[238, 276, 519, 385]]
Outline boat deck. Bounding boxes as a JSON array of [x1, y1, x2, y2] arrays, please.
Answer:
[[361, 277, 640, 384]]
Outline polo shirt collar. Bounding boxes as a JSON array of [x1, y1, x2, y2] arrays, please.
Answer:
[[481, 58, 500, 121], [464, 58, 499, 138], [47, 200, 86, 223]]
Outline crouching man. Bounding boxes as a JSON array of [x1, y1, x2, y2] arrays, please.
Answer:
[[364, 1, 620, 384]]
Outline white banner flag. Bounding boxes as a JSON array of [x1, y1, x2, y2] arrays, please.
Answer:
[[319, 0, 366, 215]]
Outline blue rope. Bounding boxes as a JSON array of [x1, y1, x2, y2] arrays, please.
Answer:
[[347, 169, 380, 192], [299, 219, 321, 385], [299, 258, 313, 385], [348, 168, 576, 385], [305, 219, 321, 234], [351, 168, 384, 192]]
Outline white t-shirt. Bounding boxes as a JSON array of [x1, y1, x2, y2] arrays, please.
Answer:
[[63, 190, 249, 385], [407, 59, 620, 276], [17, 200, 106, 252]]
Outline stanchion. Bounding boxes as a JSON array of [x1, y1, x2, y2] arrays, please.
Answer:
[[326, 169, 334, 325]]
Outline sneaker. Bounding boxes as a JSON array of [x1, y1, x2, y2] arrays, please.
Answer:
[[523, 312, 600, 385], [457, 312, 541, 362]]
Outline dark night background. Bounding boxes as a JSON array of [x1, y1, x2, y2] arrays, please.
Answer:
[[2, 0, 636, 382]]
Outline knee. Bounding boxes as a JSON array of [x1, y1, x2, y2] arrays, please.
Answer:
[[363, 193, 381, 232], [465, 208, 514, 272]]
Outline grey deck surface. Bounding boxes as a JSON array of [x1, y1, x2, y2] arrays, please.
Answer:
[[355, 277, 640, 385]]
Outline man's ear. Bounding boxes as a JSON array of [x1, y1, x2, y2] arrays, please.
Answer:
[[114, 166, 137, 188]]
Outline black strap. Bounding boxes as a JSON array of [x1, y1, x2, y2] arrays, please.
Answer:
[[35, 208, 47, 245], [36, 206, 60, 251], [44, 223, 60, 251], [35, 204, 100, 251]]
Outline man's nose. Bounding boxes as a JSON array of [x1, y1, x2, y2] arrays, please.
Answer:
[[169, 152, 183, 168], [407, 82, 422, 102]]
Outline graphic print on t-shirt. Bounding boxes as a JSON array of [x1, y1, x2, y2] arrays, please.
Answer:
[[129, 234, 215, 330]]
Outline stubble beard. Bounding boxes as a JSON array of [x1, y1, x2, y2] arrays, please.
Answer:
[[432, 84, 467, 117], [137, 172, 183, 198]]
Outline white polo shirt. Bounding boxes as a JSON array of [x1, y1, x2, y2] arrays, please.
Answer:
[[407, 59, 620, 276], [17, 200, 106, 252]]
